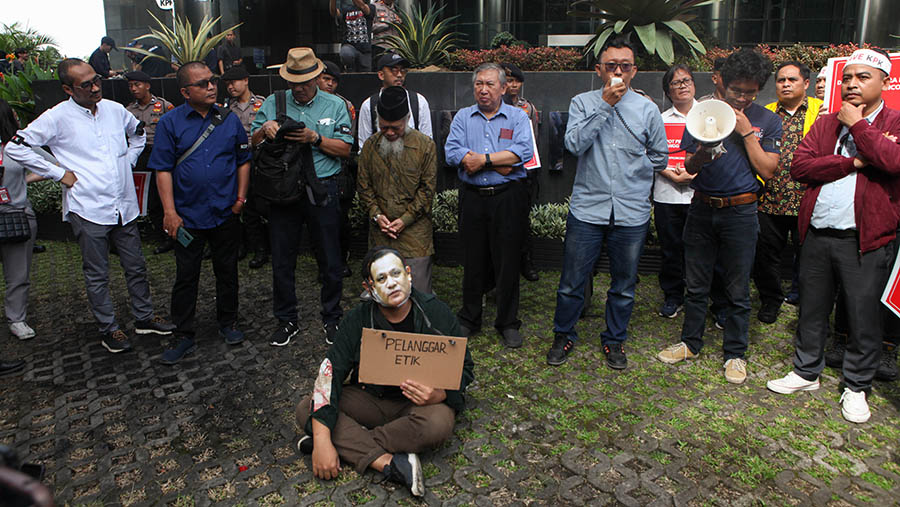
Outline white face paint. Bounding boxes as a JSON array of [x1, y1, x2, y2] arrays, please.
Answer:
[[367, 254, 412, 308]]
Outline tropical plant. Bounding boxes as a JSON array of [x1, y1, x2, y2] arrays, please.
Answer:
[[380, 4, 462, 68], [447, 46, 583, 71], [0, 23, 61, 70], [0, 59, 55, 126], [124, 11, 241, 67], [568, 0, 718, 65], [491, 31, 529, 49]]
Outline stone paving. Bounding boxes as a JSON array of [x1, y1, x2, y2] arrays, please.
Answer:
[[2, 240, 900, 506]]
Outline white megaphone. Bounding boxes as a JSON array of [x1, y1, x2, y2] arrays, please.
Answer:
[[685, 99, 736, 157]]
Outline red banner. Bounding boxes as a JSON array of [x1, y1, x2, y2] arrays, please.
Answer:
[[825, 53, 900, 113], [133, 171, 151, 216], [664, 123, 686, 170]]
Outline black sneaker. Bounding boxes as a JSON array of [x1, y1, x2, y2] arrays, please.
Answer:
[[102, 330, 133, 353], [500, 328, 523, 348], [324, 322, 339, 345], [270, 321, 300, 347], [876, 342, 898, 382], [757, 303, 780, 324], [603, 343, 627, 370], [825, 333, 847, 368], [547, 334, 575, 366], [134, 316, 176, 335], [383, 452, 424, 497]]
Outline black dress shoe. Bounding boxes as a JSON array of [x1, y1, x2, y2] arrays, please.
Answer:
[[0, 359, 25, 376], [32, 244, 46, 254], [521, 254, 539, 281], [153, 239, 175, 255], [249, 252, 269, 269]]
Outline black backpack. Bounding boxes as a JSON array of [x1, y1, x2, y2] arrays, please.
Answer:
[[369, 88, 420, 135]]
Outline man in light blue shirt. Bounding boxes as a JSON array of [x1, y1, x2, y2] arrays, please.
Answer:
[[444, 62, 533, 348], [546, 38, 668, 369]]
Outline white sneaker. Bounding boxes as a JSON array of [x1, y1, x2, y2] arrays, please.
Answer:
[[766, 371, 820, 394], [840, 388, 870, 423], [9, 322, 35, 340]]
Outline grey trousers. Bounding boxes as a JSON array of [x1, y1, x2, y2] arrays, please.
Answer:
[[794, 229, 892, 391], [406, 255, 433, 295], [0, 212, 36, 323], [68, 213, 154, 333]]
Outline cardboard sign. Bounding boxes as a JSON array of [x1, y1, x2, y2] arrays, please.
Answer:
[[882, 252, 900, 319], [824, 53, 900, 114], [523, 120, 541, 170], [358, 328, 467, 390], [133, 171, 151, 216], [664, 123, 686, 169]]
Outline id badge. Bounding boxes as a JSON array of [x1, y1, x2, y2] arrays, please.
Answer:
[[0, 188, 9, 204]]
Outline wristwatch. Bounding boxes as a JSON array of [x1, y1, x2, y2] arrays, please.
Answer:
[[484, 153, 493, 167], [236, 196, 247, 204], [313, 133, 323, 147]]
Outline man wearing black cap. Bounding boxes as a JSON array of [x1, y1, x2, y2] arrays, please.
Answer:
[[223, 65, 269, 268], [357, 86, 437, 293], [125, 71, 175, 253], [357, 53, 432, 147], [89, 36, 118, 78]]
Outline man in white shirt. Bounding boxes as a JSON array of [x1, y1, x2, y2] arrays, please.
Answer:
[[6, 58, 174, 353], [357, 53, 432, 146]]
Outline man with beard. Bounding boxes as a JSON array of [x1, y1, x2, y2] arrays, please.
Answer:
[[357, 53, 432, 147], [356, 86, 437, 293], [295, 246, 474, 498]]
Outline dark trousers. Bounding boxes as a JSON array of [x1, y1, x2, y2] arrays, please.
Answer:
[[458, 181, 527, 331], [654, 202, 689, 305], [269, 179, 343, 324], [753, 212, 799, 307], [521, 169, 539, 261], [794, 229, 892, 391], [681, 202, 759, 359], [295, 386, 455, 474], [241, 190, 269, 256], [137, 147, 166, 242], [171, 214, 240, 338]]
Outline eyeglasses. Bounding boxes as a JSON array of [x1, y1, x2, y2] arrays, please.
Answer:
[[76, 75, 102, 90], [383, 66, 408, 75], [185, 77, 220, 89], [726, 86, 758, 98], [670, 77, 694, 88], [601, 62, 634, 73]]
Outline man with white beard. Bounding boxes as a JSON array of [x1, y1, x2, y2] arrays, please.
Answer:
[[356, 86, 437, 293]]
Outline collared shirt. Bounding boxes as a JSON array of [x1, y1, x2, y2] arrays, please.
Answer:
[[148, 104, 251, 229], [445, 101, 533, 187], [126, 95, 174, 145], [226, 92, 266, 136], [683, 102, 782, 197], [6, 98, 145, 224], [564, 88, 668, 226], [758, 97, 810, 215], [251, 89, 353, 178], [811, 101, 885, 230], [358, 89, 433, 146], [653, 102, 696, 204]]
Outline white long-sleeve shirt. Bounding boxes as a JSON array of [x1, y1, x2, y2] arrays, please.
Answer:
[[6, 97, 145, 224], [357, 89, 432, 147]]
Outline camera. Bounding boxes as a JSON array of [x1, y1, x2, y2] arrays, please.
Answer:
[[0, 445, 53, 507]]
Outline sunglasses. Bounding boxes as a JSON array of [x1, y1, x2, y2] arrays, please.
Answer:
[[185, 76, 220, 89], [76, 75, 102, 90], [601, 62, 634, 73]]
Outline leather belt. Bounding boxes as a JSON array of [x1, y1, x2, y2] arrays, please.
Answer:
[[811, 227, 857, 239], [694, 191, 757, 208], [465, 181, 514, 197]]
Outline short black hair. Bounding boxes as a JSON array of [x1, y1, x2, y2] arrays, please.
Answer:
[[0, 99, 19, 143], [775, 60, 811, 81], [713, 57, 727, 72], [599, 37, 637, 61], [14, 48, 27, 57], [720, 49, 773, 90], [177, 61, 209, 88], [662, 64, 693, 98], [360, 246, 406, 282], [57, 58, 86, 87]]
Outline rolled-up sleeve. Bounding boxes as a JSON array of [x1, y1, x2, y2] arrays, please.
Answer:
[[250, 94, 275, 134]]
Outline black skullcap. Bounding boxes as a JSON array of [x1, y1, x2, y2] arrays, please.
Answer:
[[322, 60, 341, 80], [503, 63, 524, 82], [221, 66, 249, 81], [124, 71, 151, 83], [377, 86, 410, 122]]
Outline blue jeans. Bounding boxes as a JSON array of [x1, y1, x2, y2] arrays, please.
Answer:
[[553, 212, 648, 345], [681, 201, 758, 359]]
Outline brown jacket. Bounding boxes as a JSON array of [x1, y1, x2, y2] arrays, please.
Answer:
[[357, 128, 437, 257]]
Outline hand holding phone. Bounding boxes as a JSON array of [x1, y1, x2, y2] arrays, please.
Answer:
[[176, 227, 194, 247]]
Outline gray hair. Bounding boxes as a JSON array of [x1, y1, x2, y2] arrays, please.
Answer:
[[472, 63, 506, 86]]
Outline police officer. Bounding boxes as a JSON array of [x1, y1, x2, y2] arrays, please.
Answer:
[[222, 65, 269, 268], [125, 70, 174, 254]]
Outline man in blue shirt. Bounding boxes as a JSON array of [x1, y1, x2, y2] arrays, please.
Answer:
[[445, 62, 533, 348], [149, 61, 252, 364], [546, 38, 668, 369], [657, 50, 781, 384], [251, 48, 353, 347]]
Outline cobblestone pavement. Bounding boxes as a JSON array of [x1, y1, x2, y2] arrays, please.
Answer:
[[1, 241, 899, 506]]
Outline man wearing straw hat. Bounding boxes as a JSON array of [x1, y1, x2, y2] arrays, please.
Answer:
[[251, 48, 353, 348]]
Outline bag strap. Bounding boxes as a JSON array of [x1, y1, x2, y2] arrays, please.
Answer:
[[276, 89, 287, 123], [176, 106, 231, 166], [369, 91, 380, 135]]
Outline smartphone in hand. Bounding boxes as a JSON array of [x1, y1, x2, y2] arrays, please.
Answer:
[[176, 227, 194, 247]]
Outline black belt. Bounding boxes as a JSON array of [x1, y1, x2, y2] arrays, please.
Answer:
[[811, 227, 857, 239], [465, 180, 517, 196]]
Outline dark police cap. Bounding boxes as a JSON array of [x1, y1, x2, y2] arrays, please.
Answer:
[[503, 63, 524, 82], [322, 60, 341, 80], [101, 36, 117, 50], [376, 86, 409, 122], [124, 71, 151, 83], [221, 66, 249, 81], [377, 52, 409, 71]]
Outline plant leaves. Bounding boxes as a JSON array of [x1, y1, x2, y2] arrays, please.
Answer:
[[655, 27, 675, 65], [634, 23, 657, 55], [662, 19, 705, 54]]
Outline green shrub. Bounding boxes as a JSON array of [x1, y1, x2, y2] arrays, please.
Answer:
[[432, 189, 459, 233], [28, 179, 62, 215], [447, 46, 583, 72], [490, 32, 529, 49], [529, 199, 569, 241], [347, 192, 367, 230]]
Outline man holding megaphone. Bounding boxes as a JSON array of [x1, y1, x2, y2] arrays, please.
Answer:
[[657, 50, 781, 385]]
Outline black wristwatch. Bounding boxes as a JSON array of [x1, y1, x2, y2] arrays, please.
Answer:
[[484, 152, 493, 167], [313, 133, 323, 147]]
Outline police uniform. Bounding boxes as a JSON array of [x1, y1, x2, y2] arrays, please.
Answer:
[[226, 93, 266, 137]]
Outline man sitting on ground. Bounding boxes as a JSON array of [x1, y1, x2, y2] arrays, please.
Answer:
[[295, 246, 474, 497]]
